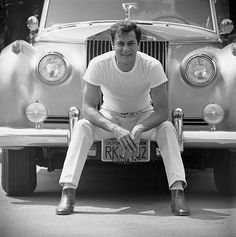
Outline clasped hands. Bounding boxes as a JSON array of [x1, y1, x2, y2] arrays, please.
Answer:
[[114, 124, 145, 158]]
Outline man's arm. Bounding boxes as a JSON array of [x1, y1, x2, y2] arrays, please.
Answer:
[[82, 82, 137, 152], [131, 82, 169, 143]]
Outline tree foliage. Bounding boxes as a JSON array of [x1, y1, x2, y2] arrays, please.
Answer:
[[0, 0, 43, 50]]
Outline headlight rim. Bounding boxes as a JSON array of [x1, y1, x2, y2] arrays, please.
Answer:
[[181, 53, 218, 87], [35, 52, 71, 86]]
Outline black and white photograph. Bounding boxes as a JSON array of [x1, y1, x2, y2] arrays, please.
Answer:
[[0, 0, 235, 236]]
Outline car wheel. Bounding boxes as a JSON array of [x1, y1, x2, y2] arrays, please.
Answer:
[[1, 147, 37, 196], [213, 149, 236, 195]]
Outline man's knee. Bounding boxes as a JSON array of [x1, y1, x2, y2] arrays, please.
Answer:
[[72, 119, 94, 137], [155, 120, 177, 139], [158, 120, 175, 132]]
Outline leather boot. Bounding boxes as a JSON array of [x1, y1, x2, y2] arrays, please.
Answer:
[[171, 189, 190, 216], [56, 188, 76, 215]]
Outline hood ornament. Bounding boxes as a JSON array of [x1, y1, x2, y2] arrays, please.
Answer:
[[122, 2, 137, 20]]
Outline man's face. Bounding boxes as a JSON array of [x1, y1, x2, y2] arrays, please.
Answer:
[[113, 30, 139, 71]]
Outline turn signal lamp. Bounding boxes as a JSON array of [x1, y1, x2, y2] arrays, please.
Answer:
[[26, 102, 48, 128], [202, 103, 224, 131]]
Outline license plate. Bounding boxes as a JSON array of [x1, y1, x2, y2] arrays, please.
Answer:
[[102, 138, 150, 162]]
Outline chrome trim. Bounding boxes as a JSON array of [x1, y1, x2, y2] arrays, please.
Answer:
[[0, 127, 68, 147], [169, 40, 220, 45], [86, 40, 112, 66], [35, 52, 71, 85], [181, 53, 217, 87], [39, 0, 50, 32], [68, 106, 80, 144], [122, 3, 137, 20], [172, 108, 184, 151], [209, 0, 218, 35], [183, 118, 208, 126], [86, 40, 168, 71], [1, 128, 236, 149], [44, 116, 69, 124], [183, 131, 236, 148]]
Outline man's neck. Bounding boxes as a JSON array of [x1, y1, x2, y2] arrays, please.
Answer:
[[117, 62, 135, 72], [115, 56, 136, 72]]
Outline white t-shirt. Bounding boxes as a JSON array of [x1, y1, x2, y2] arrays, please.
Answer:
[[83, 51, 168, 113]]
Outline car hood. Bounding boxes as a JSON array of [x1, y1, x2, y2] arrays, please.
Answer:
[[37, 22, 219, 43]]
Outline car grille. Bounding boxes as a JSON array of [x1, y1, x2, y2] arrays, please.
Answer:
[[86, 40, 168, 70]]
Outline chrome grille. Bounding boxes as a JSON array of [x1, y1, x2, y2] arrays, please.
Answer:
[[86, 40, 168, 70]]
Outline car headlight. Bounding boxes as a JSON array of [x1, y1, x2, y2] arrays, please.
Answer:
[[202, 103, 224, 130], [36, 53, 70, 85], [181, 54, 217, 87], [26, 102, 48, 127]]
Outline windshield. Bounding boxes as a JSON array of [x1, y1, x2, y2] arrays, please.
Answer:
[[45, 0, 214, 30]]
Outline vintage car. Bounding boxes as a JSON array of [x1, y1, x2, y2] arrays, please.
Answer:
[[0, 0, 235, 196]]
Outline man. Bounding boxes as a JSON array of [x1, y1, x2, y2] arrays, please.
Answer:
[[56, 21, 190, 216]]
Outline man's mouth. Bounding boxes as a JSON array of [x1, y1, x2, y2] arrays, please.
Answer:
[[121, 54, 132, 57]]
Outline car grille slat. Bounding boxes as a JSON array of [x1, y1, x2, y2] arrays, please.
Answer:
[[183, 118, 208, 126], [87, 40, 168, 71], [44, 116, 69, 124]]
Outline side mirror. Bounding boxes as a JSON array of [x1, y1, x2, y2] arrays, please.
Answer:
[[219, 19, 234, 35], [27, 16, 39, 45]]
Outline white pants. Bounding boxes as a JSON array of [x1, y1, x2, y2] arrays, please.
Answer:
[[59, 109, 187, 189]]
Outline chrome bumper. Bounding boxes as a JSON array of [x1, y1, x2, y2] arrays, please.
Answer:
[[172, 108, 236, 149], [0, 106, 80, 148], [184, 131, 236, 148], [0, 127, 69, 147], [1, 128, 236, 148], [1, 107, 236, 149]]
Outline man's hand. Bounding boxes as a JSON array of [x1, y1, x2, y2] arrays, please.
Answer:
[[131, 124, 145, 155], [114, 127, 137, 153]]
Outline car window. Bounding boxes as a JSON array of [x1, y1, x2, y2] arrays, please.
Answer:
[[45, 0, 213, 30]]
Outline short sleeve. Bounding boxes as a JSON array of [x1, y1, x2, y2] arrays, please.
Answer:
[[83, 58, 103, 86], [149, 60, 168, 88]]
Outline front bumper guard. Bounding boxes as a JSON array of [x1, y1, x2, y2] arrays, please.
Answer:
[[1, 107, 236, 149]]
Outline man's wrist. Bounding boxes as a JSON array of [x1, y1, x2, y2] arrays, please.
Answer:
[[134, 124, 146, 132]]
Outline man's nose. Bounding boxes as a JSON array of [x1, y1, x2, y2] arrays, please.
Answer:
[[122, 44, 131, 51]]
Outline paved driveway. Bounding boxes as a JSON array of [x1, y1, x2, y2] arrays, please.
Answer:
[[0, 161, 235, 237]]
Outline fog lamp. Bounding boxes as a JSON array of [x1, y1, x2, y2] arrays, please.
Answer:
[[202, 103, 224, 131], [26, 102, 48, 127]]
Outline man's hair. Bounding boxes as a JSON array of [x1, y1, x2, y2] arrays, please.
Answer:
[[110, 21, 141, 44]]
